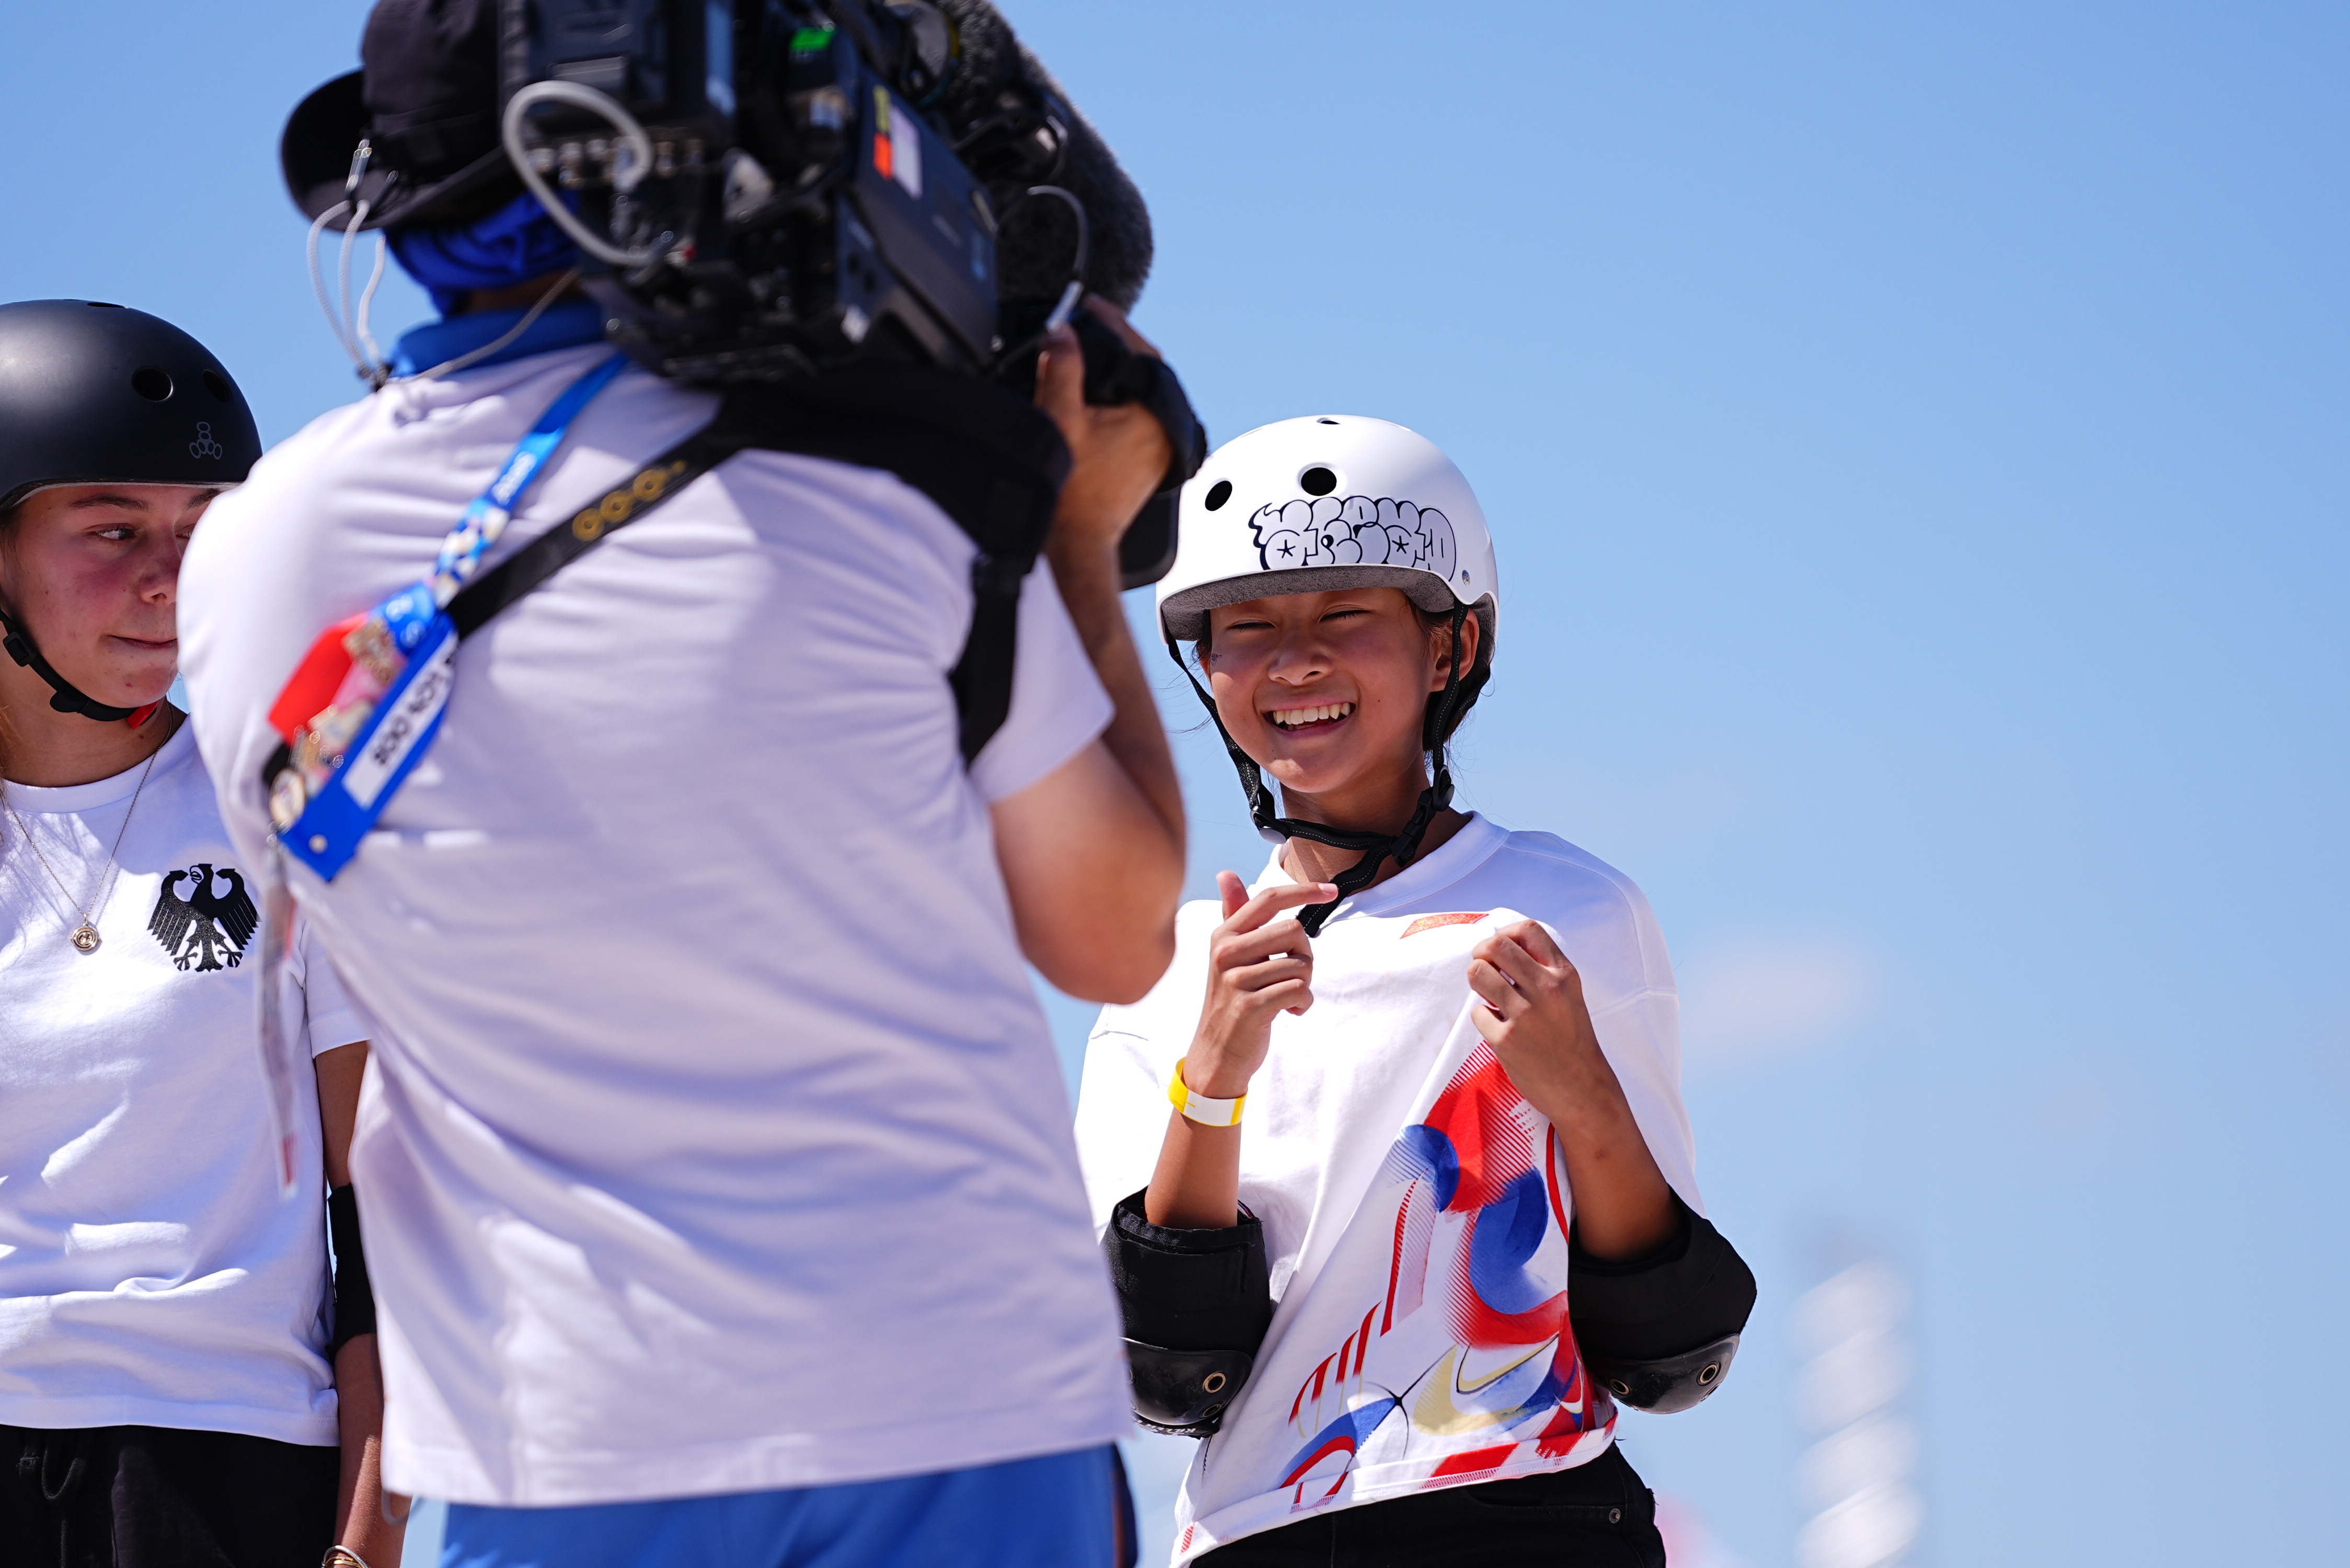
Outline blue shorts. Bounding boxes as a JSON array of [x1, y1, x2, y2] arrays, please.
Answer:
[[440, 1444, 1133, 1568]]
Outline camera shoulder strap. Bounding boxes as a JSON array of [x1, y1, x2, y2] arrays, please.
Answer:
[[449, 365, 1070, 764]]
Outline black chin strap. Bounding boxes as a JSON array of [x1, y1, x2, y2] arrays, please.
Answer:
[[1170, 604, 1471, 937], [0, 603, 159, 725]]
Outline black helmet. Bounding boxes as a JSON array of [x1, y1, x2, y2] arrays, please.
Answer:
[[0, 299, 261, 513], [0, 299, 260, 723]]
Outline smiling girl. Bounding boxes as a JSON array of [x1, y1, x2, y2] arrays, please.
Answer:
[[1075, 417, 1755, 1566], [0, 300, 402, 1568]]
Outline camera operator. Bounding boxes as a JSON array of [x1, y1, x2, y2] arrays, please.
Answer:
[[176, 2, 1185, 1562]]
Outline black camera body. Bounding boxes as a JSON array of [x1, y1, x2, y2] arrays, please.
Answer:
[[502, 0, 1005, 385], [494, 0, 1193, 584]]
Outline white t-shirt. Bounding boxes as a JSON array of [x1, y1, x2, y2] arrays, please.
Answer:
[[1075, 814, 1702, 1563], [177, 343, 1131, 1506], [1, 719, 370, 1445]]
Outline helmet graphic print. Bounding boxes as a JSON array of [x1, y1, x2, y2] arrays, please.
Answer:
[[1158, 415, 1499, 660], [1257, 493, 1453, 579], [1158, 417, 1502, 935]]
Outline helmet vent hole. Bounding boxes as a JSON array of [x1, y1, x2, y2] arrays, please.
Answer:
[[202, 370, 233, 403], [1299, 466, 1337, 497], [131, 366, 173, 401], [87, 301, 123, 309], [1203, 479, 1232, 512], [1317, 417, 1339, 425]]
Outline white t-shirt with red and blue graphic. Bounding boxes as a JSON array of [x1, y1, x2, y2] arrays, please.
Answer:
[[1074, 814, 1702, 1562]]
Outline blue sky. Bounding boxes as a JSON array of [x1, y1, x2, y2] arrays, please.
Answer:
[[6, 3, 2343, 1563]]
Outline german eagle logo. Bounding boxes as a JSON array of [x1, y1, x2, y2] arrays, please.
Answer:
[[147, 862, 258, 972]]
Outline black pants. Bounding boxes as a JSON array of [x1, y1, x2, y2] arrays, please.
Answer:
[[1, 1425, 338, 1568], [1194, 1444, 1665, 1568]]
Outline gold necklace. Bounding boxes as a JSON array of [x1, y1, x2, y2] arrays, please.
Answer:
[[3, 746, 162, 953]]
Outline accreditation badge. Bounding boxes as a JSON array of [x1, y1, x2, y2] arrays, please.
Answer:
[[257, 352, 627, 882], [263, 586, 456, 880]]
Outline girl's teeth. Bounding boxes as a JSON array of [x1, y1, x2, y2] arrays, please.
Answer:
[[1271, 702, 1354, 729]]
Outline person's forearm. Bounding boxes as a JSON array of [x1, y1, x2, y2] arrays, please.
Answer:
[[1145, 1111, 1243, 1230], [333, 1336, 406, 1568], [1521, 1070, 1675, 1260], [1046, 532, 1184, 856]]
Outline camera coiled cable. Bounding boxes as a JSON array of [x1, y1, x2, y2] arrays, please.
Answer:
[[500, 80, 662, 271]]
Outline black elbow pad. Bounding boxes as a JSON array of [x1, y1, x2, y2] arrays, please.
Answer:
[[327, 1183, 377, 1356], [1585, 1333, 1743, 1414], [1103, 1191, 1275, 1437], [1125, 1342, 1256, 1436], [1570, 1195, 1756, 1414]]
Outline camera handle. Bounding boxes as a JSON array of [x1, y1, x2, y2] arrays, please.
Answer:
[[1069, 310, 1204, 590], [999, 306, 1203, 590]]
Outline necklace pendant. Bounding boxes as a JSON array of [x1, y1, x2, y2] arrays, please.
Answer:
[[70, 923, 101, 954]]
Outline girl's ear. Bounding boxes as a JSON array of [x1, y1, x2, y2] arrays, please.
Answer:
[[1428, 610, 1479, 691]]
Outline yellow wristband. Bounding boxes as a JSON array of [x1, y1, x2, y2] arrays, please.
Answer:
[[1168, 1058, 1245, 1127]]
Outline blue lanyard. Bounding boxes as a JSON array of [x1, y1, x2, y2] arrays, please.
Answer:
[[265, 353, 629, 881]]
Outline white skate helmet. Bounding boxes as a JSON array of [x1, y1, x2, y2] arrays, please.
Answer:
[[1157, 416, 1502, 930], [1158, 414, 1499, 665]]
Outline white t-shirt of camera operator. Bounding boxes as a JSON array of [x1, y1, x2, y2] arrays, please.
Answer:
[[1075, 815, 1703, 1562], [0, 719, 370, 1445], [177, 340, 1131, 1507]]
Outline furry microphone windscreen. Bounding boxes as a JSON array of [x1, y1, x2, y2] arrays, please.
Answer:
[[933, 0, 1155, 313]]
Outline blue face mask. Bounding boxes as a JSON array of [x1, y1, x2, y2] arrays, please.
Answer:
[[388, 190, 583, 316]]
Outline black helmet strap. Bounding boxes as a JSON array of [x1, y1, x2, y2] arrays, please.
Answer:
[[1168, 603, 1472, 937], [0, 603, 159, 725]]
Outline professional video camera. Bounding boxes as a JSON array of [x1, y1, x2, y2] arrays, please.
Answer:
[[515, 0, 1200, 581], [286, 0, 1195, 583], [501, 0, 1030, 384]]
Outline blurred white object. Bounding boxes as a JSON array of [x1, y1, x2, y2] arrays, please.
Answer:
[[1793, 1259, 1921, 1568], [1796, 1325, 1914, 1432], [1797, 1480, 1924, 1568], [1678, 935, 1873, 1071], [1793, 1260, 1909, 1357], [1798, 1414, 1918, 1512]]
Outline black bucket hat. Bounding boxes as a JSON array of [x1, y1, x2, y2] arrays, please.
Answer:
[[280, 0, 516, 232]]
